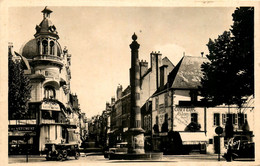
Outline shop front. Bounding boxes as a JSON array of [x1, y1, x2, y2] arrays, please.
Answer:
[[8, 125, 39, 155], [179, 132, 207, 154]]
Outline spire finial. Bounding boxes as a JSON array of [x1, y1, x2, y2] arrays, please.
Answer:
[[132, 33, 137, 41], [42, 6, 53, 19]]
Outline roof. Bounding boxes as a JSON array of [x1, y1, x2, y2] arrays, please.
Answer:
[[153, 56, 209, 96], [19, 38, 62, 59], [162, 56, 175, 71], [14, 51, 31, 70], [170, 56, 209, 89]]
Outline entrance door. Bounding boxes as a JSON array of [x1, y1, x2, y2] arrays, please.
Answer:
[[214, 136, 220, 154]]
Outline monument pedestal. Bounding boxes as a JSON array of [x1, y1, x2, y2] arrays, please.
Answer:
[[108, 128, 163, 160], [127, 128, 145, 154]]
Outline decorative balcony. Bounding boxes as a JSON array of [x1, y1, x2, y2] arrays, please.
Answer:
[[31, 54, 64, 67]]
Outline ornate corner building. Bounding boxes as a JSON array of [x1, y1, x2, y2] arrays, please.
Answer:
[[8, 7, 86, 155]]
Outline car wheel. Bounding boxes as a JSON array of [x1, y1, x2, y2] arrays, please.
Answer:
[[62, 150, 68, 160], [75, 151, 80, 160], [56, 153, 63, 161]]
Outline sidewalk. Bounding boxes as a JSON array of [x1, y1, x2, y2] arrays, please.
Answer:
[[8, 153, 256, 164]]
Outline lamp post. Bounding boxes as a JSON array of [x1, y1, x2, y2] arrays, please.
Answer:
[[24, 133, 30, 162]]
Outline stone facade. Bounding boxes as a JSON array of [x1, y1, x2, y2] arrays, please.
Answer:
[[8, 7, 85, 154]]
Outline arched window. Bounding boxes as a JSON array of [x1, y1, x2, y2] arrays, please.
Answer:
[[50, 41, 54, 55], [37, 41, 40, 54], [44, 86, 56, 99], [148, 115, 151, 131], [42, 40, 48, 54], [144, 116, 147, 130]]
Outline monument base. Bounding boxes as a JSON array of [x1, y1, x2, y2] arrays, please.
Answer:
[[109, 152, 163, 160]]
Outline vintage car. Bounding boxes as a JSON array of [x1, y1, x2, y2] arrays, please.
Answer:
[[104, 142, 128, 158], [223, 135, 255, 161], [44, 143, 80, 161]]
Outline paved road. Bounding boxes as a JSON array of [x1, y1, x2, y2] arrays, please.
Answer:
[[8, 153, 256, 165]]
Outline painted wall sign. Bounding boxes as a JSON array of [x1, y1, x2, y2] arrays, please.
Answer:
[[174, 107, 195, 125], [41, 102, 60, 111]]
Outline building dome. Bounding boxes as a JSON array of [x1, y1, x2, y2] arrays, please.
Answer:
[[20, 38, 62, 59]]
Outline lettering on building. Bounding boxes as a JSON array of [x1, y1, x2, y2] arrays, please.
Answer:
[[174, 107, 196, 125], [41, 102, 60, 111]]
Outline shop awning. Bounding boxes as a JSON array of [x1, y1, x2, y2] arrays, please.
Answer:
[[179, 132, 207, 145], [9, 131, 36, 136]]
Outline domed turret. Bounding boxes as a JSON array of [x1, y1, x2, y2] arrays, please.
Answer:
[[20, 38, 62, 59], [19, 6, 63, 69]]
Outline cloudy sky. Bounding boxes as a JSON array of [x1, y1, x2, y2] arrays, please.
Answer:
[[8, 6, 236, 117]]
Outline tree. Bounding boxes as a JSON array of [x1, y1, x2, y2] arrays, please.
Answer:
[[200, 7, 254, 107], [8, 54, 31, 119]]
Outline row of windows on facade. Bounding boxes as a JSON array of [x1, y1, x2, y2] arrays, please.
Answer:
[[213, 113, 247, 126], [144, 112, 247, 130], [154, 91, 198, 110]]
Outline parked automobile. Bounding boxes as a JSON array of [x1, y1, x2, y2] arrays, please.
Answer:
[[44, 143, 80, 161], [104, 142, 128, 158], [223, 135, 255, 161]]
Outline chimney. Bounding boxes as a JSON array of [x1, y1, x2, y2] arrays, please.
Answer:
[[111, 97, 115, 105], [106, 102, 110, 109], [116, 84, 123, 100], [8, 42, 14, 57], [160, 65, 168, 87], [150, 51, 162, 89], [139, 60, 148, 78]]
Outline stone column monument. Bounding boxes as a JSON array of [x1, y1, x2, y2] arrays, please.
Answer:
[[128, 33, 145, 154]]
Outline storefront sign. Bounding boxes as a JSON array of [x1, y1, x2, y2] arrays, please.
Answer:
[[9, 126, 36, 131], [41, 102, 60, 111], [175, 107, 195, 112]]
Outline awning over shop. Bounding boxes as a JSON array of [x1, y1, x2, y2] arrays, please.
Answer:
[[9, 131, 36, 136], [179, 132, 207, 145]]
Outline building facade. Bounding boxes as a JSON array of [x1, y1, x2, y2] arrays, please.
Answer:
[[8, 7, 84, 154], [150, 56, 254, 154], [108, 50, 174, 148], [106, 37, 254, 155]]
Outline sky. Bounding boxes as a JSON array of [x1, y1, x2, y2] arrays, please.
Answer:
[[8, 6, 236, 117]]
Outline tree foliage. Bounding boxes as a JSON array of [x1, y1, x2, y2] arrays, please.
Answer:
[[200, 7, 254, 107], [8, 54, 31, 119]]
